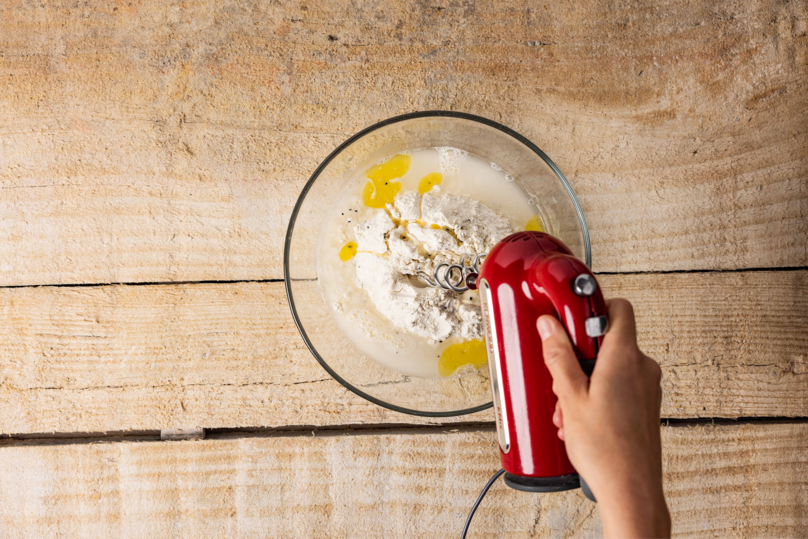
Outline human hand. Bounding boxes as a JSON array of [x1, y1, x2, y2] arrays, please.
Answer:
[[537, 299, 671, 539]]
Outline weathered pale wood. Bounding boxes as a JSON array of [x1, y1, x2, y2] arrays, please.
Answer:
[[0, 423, 805, 538], [1, 0, 806, 286], [1, 271, 805, 435], [606, 271, 808, 419], [1, 2, 804, 536]]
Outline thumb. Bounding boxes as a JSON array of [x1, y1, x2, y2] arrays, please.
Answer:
[[537, 315, 589, 401]]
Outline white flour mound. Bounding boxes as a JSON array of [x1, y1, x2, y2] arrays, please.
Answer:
[[394, 192, 421, 221], [351, 193, 511, 341], [420, 193, 512, 255], [353, 211, 394, 253]]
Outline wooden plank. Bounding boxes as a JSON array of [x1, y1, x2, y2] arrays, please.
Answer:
[[0, 422, 805, 538], [1, 271, 805, 435], [1, 0, 806, 286], [606, 271, 808, 419]]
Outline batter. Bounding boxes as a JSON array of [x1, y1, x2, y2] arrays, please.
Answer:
[[317, 147, 544, 378]]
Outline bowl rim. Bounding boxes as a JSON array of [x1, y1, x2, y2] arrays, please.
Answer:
[[284, 110, 591, 417]]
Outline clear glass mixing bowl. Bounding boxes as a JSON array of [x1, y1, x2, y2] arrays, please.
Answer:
[[285, 111, 590, 416]]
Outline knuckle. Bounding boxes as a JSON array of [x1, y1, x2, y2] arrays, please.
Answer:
[[624, 348, 645, 369], [552, 380, 572, 398], [553, 376, 585, 399], [543, 344, 570, 365]]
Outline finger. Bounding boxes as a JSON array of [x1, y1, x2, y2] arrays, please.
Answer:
[[553, 403, 563, 429], [657, 384, 663, 412], [603, 298, 637, 348], [537, 315, 589, 400], [646, 356, 664, 411]]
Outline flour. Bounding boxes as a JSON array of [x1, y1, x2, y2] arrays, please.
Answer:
[[387, 226, 422, 273], [354, 252, 456, 341], [385, 203, 401, 220], [353, 211, 394, 254], [351, 193, 512, 342], [406, 223, 457, 252], [421, 193, 512, 254], [394, 192, 421, 221]]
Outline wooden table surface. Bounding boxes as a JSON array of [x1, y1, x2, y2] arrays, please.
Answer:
[[1, 0, 806, 537]]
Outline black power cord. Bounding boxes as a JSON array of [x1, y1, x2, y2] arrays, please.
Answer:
[[461, 468, 505, 539]]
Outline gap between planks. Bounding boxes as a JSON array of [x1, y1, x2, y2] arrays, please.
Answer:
[[3, 418, 807, 448], [0, 266, 806, 290]]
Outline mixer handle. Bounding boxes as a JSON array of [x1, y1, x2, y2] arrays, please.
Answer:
[[532, 253, 605, 504], [531, 254, 608, 363]]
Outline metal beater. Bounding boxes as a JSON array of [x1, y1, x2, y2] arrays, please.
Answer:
[[416, 253, 486, 293]]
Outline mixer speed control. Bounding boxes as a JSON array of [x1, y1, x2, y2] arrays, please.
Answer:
[[585, 315, 609, 338]]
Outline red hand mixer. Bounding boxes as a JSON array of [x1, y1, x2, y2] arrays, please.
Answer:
[[464, 231, 608, 502]]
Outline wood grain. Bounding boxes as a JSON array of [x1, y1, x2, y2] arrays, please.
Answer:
[[1, 0, 806, 286], [1, 271, 805, 435], [0, 422, 805, 538], [1, 2, 805, 536]]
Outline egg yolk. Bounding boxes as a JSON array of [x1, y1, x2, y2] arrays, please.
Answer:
[[418, 172, 443, 194], [361, 154, 411, 208], [525, 214, 546, 232], [438, 339, 488, 377], [339, 241, 357, 261]]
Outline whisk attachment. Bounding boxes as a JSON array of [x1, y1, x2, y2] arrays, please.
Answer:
[[417, 253, 486, 293]]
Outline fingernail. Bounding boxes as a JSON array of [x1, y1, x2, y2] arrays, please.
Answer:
[[537, 317, 553, 340]]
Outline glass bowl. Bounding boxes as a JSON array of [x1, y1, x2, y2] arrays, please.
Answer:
[[285, 111, 590, 417]]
